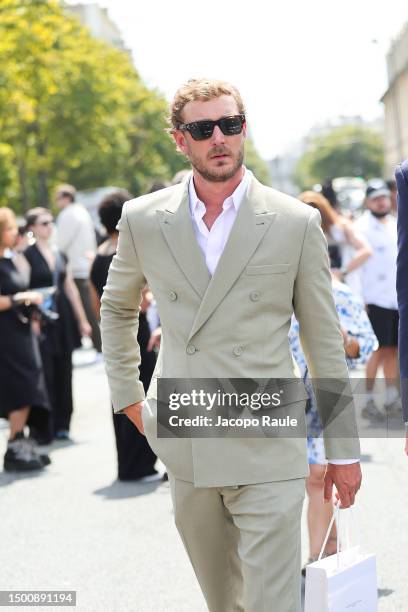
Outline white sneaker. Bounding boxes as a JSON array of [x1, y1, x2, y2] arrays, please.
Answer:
[[384, 398, 403, 418], [361, 399, 385, 421], [138, 473, 163, 483]]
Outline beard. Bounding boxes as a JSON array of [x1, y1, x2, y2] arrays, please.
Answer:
[[187, 144, 244, 183], [370, 210, 389, 219]]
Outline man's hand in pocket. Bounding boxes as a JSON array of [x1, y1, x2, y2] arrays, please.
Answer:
[[123, 402, 145, 435]]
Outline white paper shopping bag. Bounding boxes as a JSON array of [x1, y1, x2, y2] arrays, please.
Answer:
[[304, 503, 378, 612]]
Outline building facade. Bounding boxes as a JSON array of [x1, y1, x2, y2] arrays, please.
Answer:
[[64, 2, 130, 55], [382, 23, 408, 177]]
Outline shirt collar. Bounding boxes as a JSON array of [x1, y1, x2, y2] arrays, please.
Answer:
[[366, 210, 391, 225], [188, 167, 251, 217]]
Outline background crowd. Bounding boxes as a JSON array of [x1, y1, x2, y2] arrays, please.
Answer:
[[0, 168, 402, 575]]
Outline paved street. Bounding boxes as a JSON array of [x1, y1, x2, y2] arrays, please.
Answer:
[[1, 354, 407, 612]]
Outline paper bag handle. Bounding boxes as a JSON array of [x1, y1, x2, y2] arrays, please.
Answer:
[[317, 499, 341, 567], [317, 501, 359, 570]]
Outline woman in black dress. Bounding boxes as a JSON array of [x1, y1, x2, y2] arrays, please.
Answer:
[[89, 190, 161, 482], [0, 207, 51, 471], [24, 207, 91, 442]]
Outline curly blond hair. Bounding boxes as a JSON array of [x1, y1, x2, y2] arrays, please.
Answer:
[[169, 78, 245, 130]]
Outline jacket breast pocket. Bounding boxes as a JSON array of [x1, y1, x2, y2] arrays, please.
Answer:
[[245, 263, 290, 276]]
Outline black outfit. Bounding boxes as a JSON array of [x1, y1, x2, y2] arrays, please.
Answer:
[[74, 277, 102, 353], [91, 251, 157, 480], [25, 244, 81, 438], [0, 256, 50, 429], [366, 303, 399, 347], [328, 244, 342, 270]]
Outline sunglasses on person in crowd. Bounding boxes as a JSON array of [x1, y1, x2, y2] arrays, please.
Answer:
[[37, 220, 54, 227], [177, 114, 246, 141]]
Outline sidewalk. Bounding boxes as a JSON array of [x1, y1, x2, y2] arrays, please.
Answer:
[[0, 357, 407, 611]]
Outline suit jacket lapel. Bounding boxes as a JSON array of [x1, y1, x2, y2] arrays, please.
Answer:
[[156, 180, 211, 299], [187, 177, 277, 342]]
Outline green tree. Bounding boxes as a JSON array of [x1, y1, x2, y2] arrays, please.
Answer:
[[293, 125, 384, 190], [0, 0, 184, 212], [0, 144, 18, 207], [0, 1, 268, 211], [124, 90, 188, 196], [244, 138, 270, 185]]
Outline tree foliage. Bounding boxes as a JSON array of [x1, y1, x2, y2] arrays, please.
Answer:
[[0, 0, 269, 211], [293, 125, 384, 191], [244, 138, 271, 185], [0, 0, 185, 211]]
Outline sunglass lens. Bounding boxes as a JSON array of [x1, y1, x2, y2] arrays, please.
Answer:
[[190, 121, 214, 140], [220, 116, 244, 135]]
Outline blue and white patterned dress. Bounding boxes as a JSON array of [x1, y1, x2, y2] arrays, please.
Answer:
[[289, 279, 378, 464]]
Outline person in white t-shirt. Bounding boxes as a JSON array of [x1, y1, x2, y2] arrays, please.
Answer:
[[55, 184, 100, 354], [355, 179, 401, 421]]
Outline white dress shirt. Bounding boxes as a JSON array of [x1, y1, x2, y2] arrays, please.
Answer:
[[188, 169, 358, 465], [189, 168, 251, 275]]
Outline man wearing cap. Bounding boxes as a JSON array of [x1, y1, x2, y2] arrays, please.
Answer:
[[395, 161, 408, 452], [355, 179, 401, 421]]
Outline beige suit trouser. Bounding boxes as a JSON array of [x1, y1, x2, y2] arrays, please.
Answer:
[[168, 474, 305, 612]]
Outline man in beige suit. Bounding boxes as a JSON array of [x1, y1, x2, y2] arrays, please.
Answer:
[[101, 79, 362, 612]]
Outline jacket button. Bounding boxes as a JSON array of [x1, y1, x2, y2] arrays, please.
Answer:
[[186, 344, 197, 355], [233, 345, 243, 356], [168, 291, 177, 301], [250, 291, 260, 301]]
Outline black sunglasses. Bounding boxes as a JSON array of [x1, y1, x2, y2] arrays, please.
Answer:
[[178, 114, 245, 141], [37, 220, 53, 227]]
